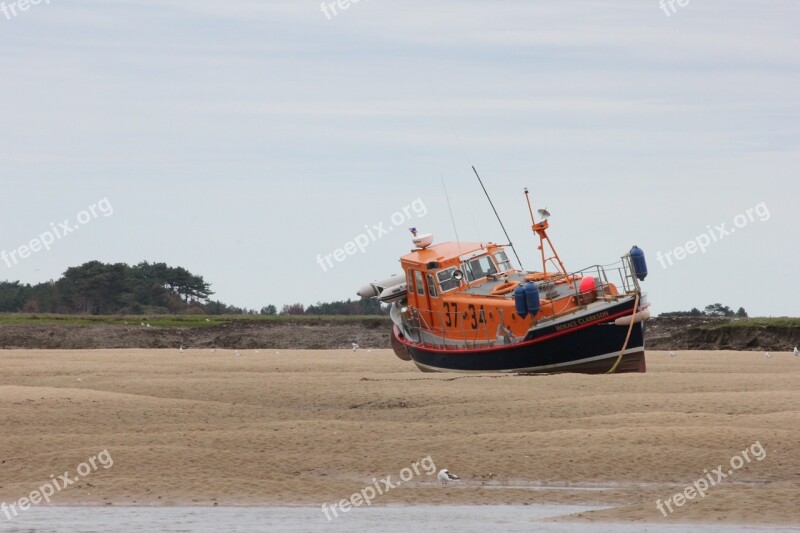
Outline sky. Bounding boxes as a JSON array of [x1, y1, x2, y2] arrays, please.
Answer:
[[0, 0, 798, 316]]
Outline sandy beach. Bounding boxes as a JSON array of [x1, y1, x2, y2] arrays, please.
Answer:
[[0, 348, 798, 525]]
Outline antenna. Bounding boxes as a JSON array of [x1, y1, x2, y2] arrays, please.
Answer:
[[471, 213, 483, 243], [441, 174, 463, 256], [472, 166, 524, 270]]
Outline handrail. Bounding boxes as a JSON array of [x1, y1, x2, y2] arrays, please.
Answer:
[[412, 307, 444, 349]]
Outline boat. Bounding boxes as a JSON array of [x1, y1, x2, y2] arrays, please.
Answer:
[[357, 185, 651, 374]]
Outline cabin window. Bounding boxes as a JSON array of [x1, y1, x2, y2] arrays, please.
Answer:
[[414, 270, 425, 296], [464, 255, 497, 282], [427, 274, 438, 298], [406, 270, 414, 296], [494, 251, 512, 272], [437, 267, 460, 292]]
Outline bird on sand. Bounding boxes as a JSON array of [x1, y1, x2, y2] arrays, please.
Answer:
[[352, 343, 359, 352], [765, 352, 771, 359], [669, 351, 676, 357], [794, 347, 799, 357], [235, 350, 241, 357], [438, 469, 460, 486]]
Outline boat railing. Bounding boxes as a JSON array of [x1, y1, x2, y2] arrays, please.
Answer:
[[535, 259, 638, 322], [580, 258, 638, 294], [619, 253, 641, 294]]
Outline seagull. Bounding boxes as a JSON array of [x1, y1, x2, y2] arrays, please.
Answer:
[[669, 351, 676, 357], [255, 350, 260, 354], [438, 469, 460, 486], [140, 322, 145, 327], [794, 347, 799, 357], [235, 350, 241, 357], [179, 346, 184, 353], [352, 343, 359, 352], [765, 352, 771, 359], [275, 351, 280, 356], [146, 323, 152, 328]]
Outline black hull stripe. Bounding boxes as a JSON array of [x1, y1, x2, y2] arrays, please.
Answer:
[[405, 321, 645, 372], [413, 347, 643, 374]]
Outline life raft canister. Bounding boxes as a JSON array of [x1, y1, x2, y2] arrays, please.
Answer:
[[514, 284, 528, 318], [524, 282, 540, 316], [630, 245, 648, 281]]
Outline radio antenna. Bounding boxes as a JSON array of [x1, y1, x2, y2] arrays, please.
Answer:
[[471, 165, 524, 270], [441, 174, 463, 256]]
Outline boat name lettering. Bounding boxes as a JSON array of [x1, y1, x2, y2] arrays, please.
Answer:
[[554, 310, 610, 331]]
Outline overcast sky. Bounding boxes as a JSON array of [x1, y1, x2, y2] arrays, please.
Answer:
[[1, 0, 798, 316]]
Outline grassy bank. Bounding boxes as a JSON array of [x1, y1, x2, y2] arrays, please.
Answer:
[[697, 317, 800, 330]]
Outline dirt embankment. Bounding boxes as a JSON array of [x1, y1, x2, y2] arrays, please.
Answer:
[[645, 317, 800, 352], [0, 317, 796, 351], [0, 319, 391, 350]]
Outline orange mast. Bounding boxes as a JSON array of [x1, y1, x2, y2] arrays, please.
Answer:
[[524, 188, 568, 276]]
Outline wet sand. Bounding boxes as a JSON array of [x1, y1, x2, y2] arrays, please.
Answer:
[[6, 506, 791, 532], [0, 349, 798, 525]]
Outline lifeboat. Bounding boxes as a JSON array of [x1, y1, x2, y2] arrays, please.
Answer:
[[357, 188, 650, 374]]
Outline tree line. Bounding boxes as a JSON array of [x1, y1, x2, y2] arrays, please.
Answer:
[[0, 260, 387, 316], [660, 303, 748, 318], [0, 261, 217, 315], [270, 299, 385, 316]]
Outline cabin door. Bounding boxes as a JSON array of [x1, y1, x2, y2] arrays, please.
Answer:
[[412, 270, 436, 329]]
